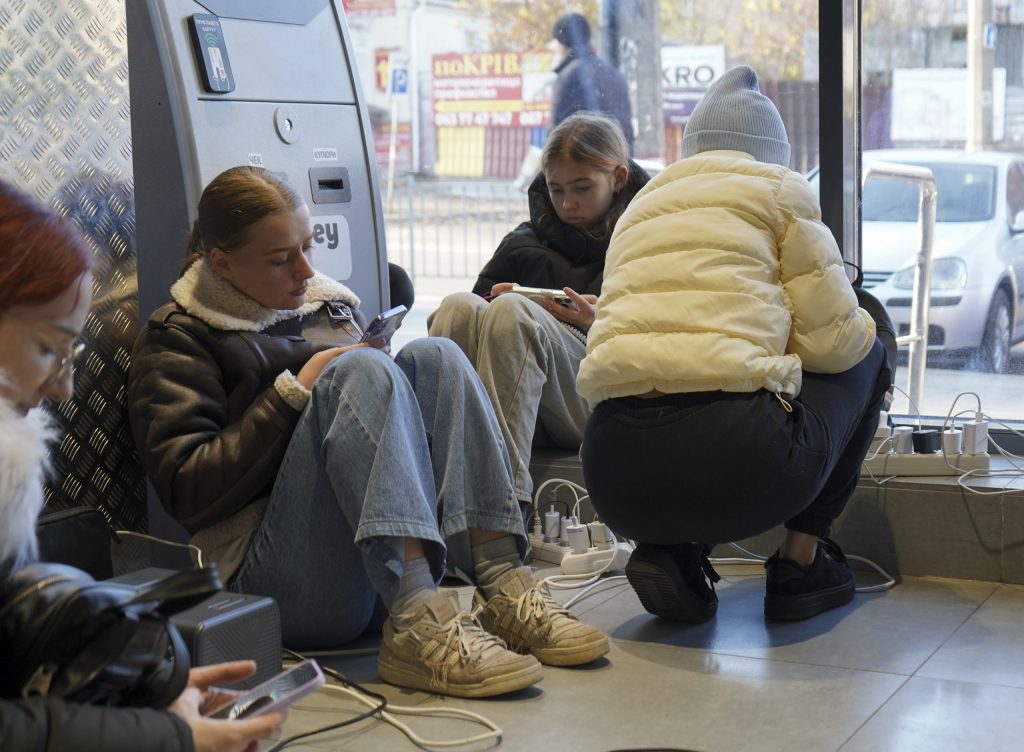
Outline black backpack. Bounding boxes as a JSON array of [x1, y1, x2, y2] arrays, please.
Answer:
[[0, 563, 220, 707]]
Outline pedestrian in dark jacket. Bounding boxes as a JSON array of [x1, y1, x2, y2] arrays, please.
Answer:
[[127, 166, 609, 700], [429, 113, 649, 509], [550, 12, 634, 154], [0, 178, 282, 752]]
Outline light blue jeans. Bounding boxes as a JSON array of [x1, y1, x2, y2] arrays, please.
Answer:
[[428, 292, 590, 505], [230, 338, 526, 649]]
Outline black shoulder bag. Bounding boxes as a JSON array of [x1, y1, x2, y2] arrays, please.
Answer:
[[0, 563, 221, 708]]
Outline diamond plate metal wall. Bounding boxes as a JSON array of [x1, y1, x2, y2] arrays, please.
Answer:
[[0, 0, 147, 532]]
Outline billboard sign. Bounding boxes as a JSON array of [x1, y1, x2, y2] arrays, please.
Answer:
[[342, 0, 395, 17], [432, 51, 554, 128], [891, 68, 1006, 143], [661, 45, 726, 126]]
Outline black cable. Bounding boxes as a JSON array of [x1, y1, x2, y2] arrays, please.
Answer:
[[265, 648, 388, 752]]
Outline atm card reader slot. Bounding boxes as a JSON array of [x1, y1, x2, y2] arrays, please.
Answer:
[[309, 167, 352, 204]]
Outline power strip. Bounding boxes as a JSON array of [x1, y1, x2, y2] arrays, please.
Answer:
[[527, 533, 633, 574], [561, 543, 633, 575], [863, 451, 989, 476], [527, 534, 570, 566]]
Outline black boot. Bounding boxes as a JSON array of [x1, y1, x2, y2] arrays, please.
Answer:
[[626, 543, 720, 623]]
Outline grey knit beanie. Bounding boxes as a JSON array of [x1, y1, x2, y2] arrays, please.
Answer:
[[681, 65, 790, 166]]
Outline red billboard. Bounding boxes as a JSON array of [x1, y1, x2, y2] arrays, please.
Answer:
[[432, 51, 554, 128], [342, 0, 395, 17]]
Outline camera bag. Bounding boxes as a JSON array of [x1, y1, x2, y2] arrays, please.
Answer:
[[0, 562, 220, 707]]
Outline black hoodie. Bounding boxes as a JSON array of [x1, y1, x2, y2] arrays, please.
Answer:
[[471, 160, 650, 298]]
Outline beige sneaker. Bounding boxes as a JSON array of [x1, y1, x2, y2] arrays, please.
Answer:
[[378, 590, 543, 698], [474, 566, 610, 666]]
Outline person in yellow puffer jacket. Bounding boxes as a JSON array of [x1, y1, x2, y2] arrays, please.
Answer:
[[577, 66, 894, 625]]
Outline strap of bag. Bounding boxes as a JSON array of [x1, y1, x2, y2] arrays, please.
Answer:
[[137, 616, 192, 708], [125, 565, 222, 616], [45, 609, 191, 708], [35, 611, 144, 700]]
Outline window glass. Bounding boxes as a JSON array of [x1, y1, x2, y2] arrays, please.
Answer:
[[862, 164, 996, 222], [354, 0, 820, 342], [863, 0, 1024, 420]]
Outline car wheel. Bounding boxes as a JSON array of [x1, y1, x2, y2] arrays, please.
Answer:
[[977, 289, 1012, 373]]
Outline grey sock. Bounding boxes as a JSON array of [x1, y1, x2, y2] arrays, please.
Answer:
[[472, 535, 523, 599], [389, 556, 437, 627]]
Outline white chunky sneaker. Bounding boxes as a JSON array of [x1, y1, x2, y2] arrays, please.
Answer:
[[378, 590, 543, 698], [474, 566, 610, 666]]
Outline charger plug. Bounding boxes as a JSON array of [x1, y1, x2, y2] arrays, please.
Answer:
[[527, 532, 568, 566], [963, 418, 989, 455]]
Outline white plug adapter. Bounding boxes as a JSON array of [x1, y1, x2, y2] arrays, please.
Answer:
[[963, 418, 989, 455]]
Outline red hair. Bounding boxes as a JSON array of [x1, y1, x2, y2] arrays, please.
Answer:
[[0, 180, 93, 314]]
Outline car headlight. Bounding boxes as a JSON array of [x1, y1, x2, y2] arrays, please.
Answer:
[[891, 257, 968, 290]]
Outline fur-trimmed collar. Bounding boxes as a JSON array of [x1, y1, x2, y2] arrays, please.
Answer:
[[0, 396, 54, 574], [171, 257, 361, 332]]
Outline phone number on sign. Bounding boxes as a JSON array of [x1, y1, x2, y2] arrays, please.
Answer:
[[433, 110, 548, 128]]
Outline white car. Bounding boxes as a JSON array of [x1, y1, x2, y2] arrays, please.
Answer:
[[810, 149, 1024, 372]]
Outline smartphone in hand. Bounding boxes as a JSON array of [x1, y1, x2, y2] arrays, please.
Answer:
[[204, 659, 325, 720], [504, 285, 576, 308], [359, 305, 408, 343]]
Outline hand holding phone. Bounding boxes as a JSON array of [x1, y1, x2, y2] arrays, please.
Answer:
[[503, 285, 576, 308], [360, 305, 408, 343], [204, 659, 325, 720]]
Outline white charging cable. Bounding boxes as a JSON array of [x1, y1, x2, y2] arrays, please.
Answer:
[[114, 529, 205, 567], [319, 683, 502, 749], [721, 542, 896, 593]]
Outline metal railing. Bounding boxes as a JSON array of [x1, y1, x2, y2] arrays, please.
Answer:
[[863, 161, 937, 414], [382, 175, 530, 285]]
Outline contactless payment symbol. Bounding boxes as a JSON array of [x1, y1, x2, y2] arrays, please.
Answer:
[[188, 14, 235, 93]]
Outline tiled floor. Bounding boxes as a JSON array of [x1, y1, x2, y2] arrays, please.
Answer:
[[261, 560, 1024, 752]]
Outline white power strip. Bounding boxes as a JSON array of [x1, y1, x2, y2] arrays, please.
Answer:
[[863, 451, 989, 476], [527, 533, 633, 574], [561, 543, 633, 575], [527, 535, 570, 566]]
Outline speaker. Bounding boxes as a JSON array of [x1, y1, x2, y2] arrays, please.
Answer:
[[172, 591, 282, 688], [109, 568, 282, 688]]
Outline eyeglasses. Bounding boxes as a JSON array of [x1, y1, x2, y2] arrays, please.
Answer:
[[48, 342, 86, 385]]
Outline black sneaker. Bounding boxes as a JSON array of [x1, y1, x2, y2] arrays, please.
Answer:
[[763, 538, 856, 621], [626, 543, 720, 623]]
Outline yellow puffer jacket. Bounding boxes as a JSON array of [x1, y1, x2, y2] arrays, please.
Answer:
[[577, 150, 875, 403]]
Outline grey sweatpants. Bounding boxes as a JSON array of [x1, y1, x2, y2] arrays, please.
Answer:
[[428, 292, 590, 504]]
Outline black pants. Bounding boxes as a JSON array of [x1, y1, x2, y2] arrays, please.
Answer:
[[581, 338, 891, 545]]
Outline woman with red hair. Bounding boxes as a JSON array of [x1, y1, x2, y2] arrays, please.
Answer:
[[0, 179, 282, 752]]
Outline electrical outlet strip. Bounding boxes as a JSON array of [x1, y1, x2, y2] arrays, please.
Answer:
[[528, 533, 634, 575], [527, 534, 570, 566], [560, 543, 633, 576], [863, 451, 989, 476]]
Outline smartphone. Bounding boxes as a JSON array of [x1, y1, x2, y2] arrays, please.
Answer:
[[359, 305, 408, 343], [205, 659, 325, 720], [504, 286, 575, 308]]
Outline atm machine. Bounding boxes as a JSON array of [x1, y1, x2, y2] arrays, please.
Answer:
[[127, 0, 388, 322], [127, 0, 389, 551]]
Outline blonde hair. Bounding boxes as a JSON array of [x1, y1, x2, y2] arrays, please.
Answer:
[[541, 112, 631, 239], [181, 166, 304, 275]]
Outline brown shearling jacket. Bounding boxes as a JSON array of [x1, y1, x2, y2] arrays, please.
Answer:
[[127, 260, 365, 576]]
